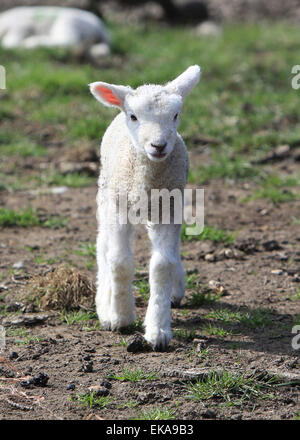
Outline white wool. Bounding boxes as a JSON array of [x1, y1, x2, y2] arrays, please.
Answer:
[[90, 66, 201, 350], [0, 6, 110, 53]]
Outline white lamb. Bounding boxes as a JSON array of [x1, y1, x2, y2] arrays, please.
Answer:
[[0, 6, 110, 55], [89, 65, 201, 350]]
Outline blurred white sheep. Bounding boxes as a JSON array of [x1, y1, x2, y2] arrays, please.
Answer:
[[0, 6, 110, 56]]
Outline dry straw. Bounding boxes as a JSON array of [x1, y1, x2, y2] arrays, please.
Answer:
[[22, 265, 95, 311]]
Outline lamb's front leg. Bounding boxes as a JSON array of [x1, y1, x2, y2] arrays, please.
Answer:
[[107, 223, 135, 330], [144, 223, 183, 350]]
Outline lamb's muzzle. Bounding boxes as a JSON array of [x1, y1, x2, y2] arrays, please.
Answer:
[[89, 65, 201, 350]]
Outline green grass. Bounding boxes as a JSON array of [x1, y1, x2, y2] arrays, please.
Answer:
[[202, 324, 231, 338], [41, 172, 95, 188], [60, 310, 97, 326], [73, 242, 96, 269], [173, 328, 197, 342], [205, 307, 272, 329], [108, 368, 158, 382], [131, 407, 176, 420], [6, 327, 44, 345], [289, 288, 300, 301], [243, 174, 300, 203], [71, 392, 112, 409], [186, 370, 276, 405], [182, 224, 235, 243], [189, 155, 259, 184], [133, 277, 150, 301], [118, 317, 144, 334], [185, 274, 222, 306], [0, 208, 68, 229]]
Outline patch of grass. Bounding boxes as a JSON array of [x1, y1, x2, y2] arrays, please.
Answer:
[[244, 174, 300, 203], [238, 308, 272, 329], [293, 315, 300, 326], [289, 288, 300, 301], [119, 317, 144, 334], [182, 224, 235, 243], [42, 172, 95, 188], [61, 310, 97, 326], [118, 400, 140, 409], [0, 208, 40, 227], [108, 368, 158, 382], [189, 155, 259, 184], [6, 327, 44, 345], [74, 242, 96, 270], [0, 208, 68, 229], [0, 131, 46, 157], [187, 346, 210, 363], [71, 392, 112, 409], [186, 370, 276, 405], [133, 278, 150, 301], [185, 275, 222, 307], [173, 328, 197, 342], [205, 307, 272, 329], [131, 407, 176, 420], [294, 411, 300, 420], [202, 324, 231, 338]]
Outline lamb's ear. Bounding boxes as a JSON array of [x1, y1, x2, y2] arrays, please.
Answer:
[[165, 65, 201, 99], [89, 81, 132, 110]]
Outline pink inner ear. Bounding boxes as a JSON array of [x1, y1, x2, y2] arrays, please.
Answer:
[[95, 85, 121, 106]]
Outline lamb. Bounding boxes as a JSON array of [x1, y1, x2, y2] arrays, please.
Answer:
[[89, 65, 201, 350], [0, 6, 110, 56]]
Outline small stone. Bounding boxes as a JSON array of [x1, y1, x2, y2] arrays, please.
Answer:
[[127, 333, 152, 353], [271, 269, 284, 275], [201, 409, 217, 419], [6, 302, 24, 312], [66, 383, 75, 391], [208, 280, 226, 295], [100, 380, 112, 389], [88, 385, 109, 397], [205, 253, 215, 262], [32, 372, 49, 387], [13, 261, 24, 270], [224, 249, 234, 258], [2, 314, 49, 327], [83, 361, 93, 373], [3, 314, 49, 327], [263, 240, 282, 251], [9, 351, 19, 360]]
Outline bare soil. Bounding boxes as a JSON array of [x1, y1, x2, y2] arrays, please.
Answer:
[[0, 139, 299, 420]]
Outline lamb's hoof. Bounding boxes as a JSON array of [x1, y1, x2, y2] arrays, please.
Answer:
[[101, 321, 112, 331], [154, 342, 169, 352], [144, 329, 172, 352], [171, 299, 182, 308]]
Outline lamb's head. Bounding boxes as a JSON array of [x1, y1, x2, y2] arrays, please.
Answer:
[[89, 65, 201, 162]]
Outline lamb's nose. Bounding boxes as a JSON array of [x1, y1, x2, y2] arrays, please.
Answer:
[[151, 142, 167, 153]]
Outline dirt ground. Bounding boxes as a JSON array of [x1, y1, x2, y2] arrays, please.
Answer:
[[0, 138, 299, 420]]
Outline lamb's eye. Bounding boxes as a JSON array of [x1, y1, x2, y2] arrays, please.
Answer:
[[130, 114, 138, 122], [174, 113, 178, 121]]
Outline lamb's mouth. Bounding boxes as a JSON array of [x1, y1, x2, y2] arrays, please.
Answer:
[[149, 152, 167, 159]]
